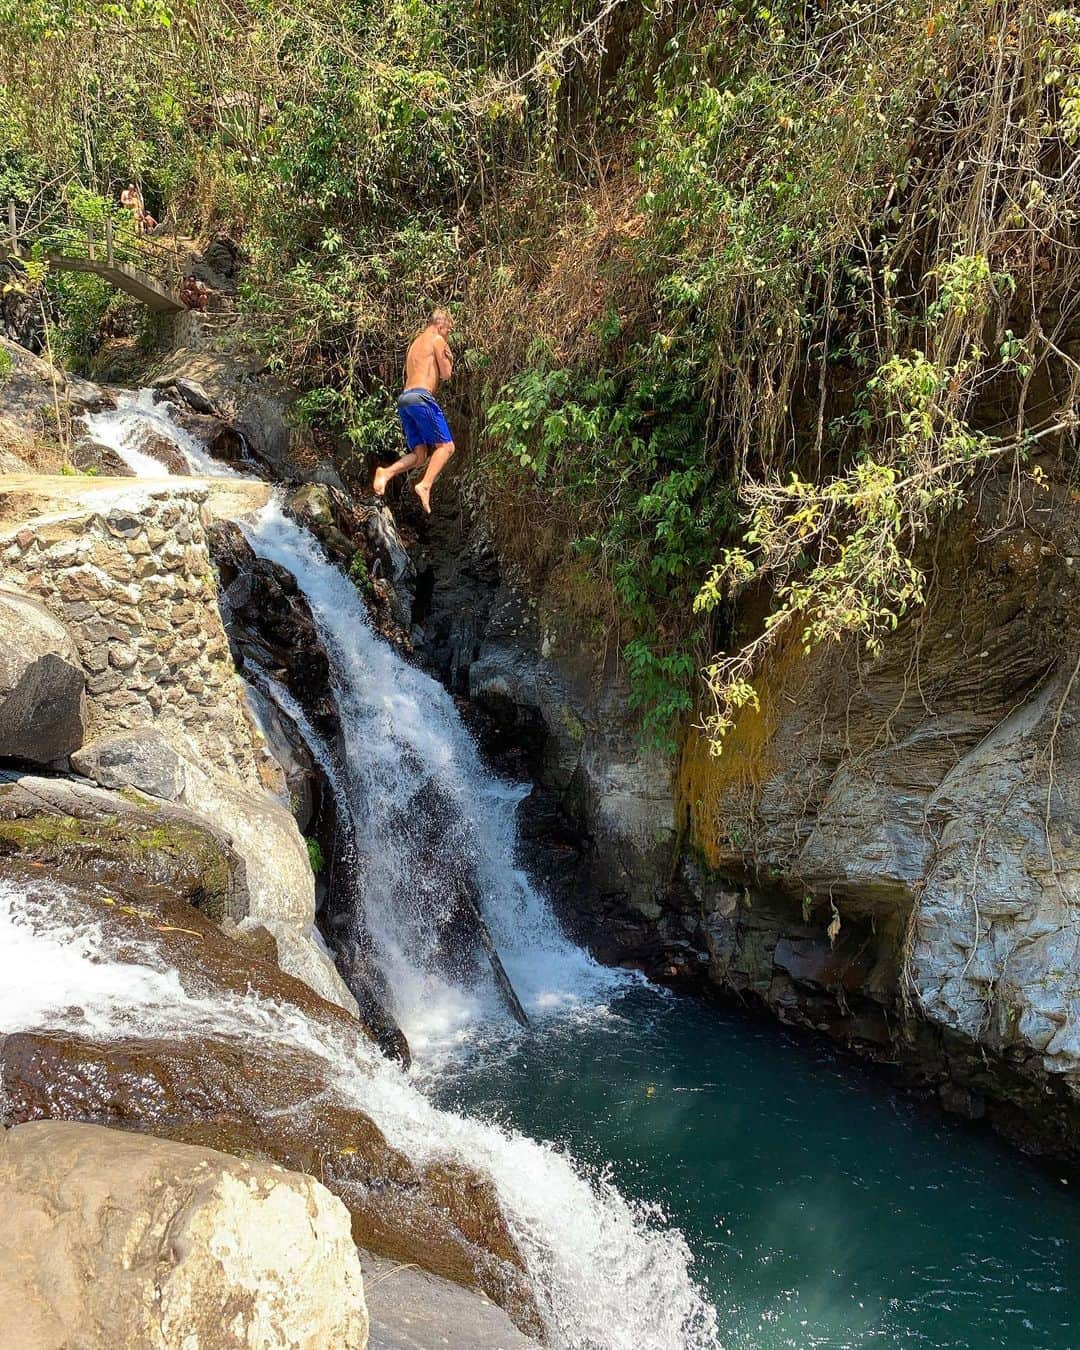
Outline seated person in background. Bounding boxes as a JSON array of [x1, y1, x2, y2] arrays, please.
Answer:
[[179, 274, 209, 311], [140, 208, 158, 233]]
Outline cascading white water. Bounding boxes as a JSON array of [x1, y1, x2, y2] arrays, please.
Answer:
[[82, 388, 240, 479], [1, 874, 720, 1349], [86, 387, 628, 1058], [72, 390, 722, 1346], [246, 502, 627, 1057]]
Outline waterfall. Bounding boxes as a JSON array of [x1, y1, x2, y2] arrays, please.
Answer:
[[72, 390, 722, 1348], [82, 387, 238, 478], [246, 501, 621, 1057]]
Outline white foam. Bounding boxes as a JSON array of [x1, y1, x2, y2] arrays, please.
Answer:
[[246, 501, 630, 1059], [81, 387, 240, 477]]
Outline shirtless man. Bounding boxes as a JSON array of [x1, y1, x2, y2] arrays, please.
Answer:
[[373, 308, 455, 514], [120, 183, 144, 233]]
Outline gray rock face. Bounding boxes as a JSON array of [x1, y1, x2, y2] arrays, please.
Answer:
[[361, 1250, 539, 1350], [0, 1120, 369, 1350], [0, 588, 85, 761], [912, 669, 1080, 1083], [0, 337, 113, 472], [662, 485, 1080, 1155], [415, 510, 675, 920], [244, 683, 320, 830], [67, 724, 315, 930], [153, 373, 220, 416], [71, 726, 186, 799]]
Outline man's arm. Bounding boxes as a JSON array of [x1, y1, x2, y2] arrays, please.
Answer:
[[434, 336, 454, 382]]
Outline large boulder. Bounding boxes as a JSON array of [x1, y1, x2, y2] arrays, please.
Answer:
[[71, 725, 187, 800], [0, 589, 85, 761], [210, 520, 340, 738], [0, 1120, 368, 1350]]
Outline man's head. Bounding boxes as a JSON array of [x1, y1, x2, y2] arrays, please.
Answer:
[[429, 307, 453, 338]]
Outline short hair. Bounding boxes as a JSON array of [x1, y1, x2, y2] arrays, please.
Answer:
[[430, 307, 451, 326]]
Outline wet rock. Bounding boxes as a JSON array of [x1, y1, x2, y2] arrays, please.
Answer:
[[210, 520, 338, 735], [0, 871, 540, 1337], [139, 430, 193, 475], [361, 1249, 540, 1350], [313, 458, 348, 491], [334, 939, 412, 1067], [68, 437, 135, 477], [0, 1120, 369, 1350], [244, 684, 320, 830], [0, 589, 85, 762], [286, 482, 415, 631], [0, 772, 242, 919], [245, 917, 362, 1022], [171, 407, 247, 463], [153, 374, 219, 416]]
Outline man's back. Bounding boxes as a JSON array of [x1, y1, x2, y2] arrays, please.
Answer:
[[404, 325, 451, 394]]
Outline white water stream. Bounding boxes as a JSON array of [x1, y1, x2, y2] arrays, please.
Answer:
[[57, 390, 723, 1347]]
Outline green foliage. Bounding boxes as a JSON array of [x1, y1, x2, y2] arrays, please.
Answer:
[[1, 0, 1076, 751], [306, 837, 325, 874], [348, 550, 374, 598], [484, 341, 737, 743]]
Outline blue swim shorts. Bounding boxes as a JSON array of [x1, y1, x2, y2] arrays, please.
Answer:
[[396, 388, 453, 452]]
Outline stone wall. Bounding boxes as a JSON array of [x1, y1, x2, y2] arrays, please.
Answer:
[[0, 476, 321, 939], [0, 481, 268, 784]]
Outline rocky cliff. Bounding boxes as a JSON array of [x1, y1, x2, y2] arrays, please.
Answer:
[[415, 467, 1080, 1164]]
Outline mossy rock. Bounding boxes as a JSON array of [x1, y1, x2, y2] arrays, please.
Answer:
[[0, 774, 242, 920]]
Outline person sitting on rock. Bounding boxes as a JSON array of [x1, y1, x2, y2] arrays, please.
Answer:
[[179, 274, 209, 311], [373, 307, 455, 515]]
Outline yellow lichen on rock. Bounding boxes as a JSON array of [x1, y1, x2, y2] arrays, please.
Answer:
[[677, 634, 806, 869]]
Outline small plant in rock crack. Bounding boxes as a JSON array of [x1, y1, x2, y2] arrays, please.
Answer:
[[348, 550, 374, 598]]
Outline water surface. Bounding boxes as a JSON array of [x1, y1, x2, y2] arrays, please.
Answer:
[[433, 986, 1080, 1349]]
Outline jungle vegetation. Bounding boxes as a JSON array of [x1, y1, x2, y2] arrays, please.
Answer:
[[1, 0, 1077, 749]]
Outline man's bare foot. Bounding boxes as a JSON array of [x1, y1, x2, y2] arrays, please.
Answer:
[[373, 466, 389, 496], [414, 481, 432, 514]]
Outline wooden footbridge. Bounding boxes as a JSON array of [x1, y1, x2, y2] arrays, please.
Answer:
[[2, 201, 185, 314]]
